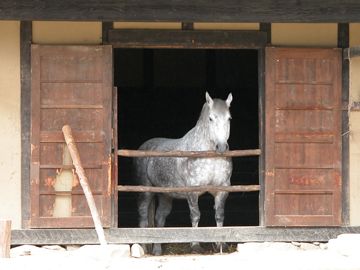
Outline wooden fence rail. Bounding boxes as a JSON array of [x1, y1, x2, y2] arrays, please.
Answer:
[[117, 184, 260, 193], [117, 148, 261, 193], [118, 149, 261, 158]]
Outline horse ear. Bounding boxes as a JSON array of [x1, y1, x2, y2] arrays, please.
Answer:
[[205, 92, 214, 107], [226, 93, 233, 107]]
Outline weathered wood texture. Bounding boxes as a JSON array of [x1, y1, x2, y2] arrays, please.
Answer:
[[30, 45, 114, 228], [118, 149, 261, 158], [2, 0, 360, 22], [0, 220, 11, 258], [109, 30, 267, 49], [20, 21, 32, 229], [11, 226, 360, 245], [62, 125, 107, 245], [102, 22, 113, 44], [265, 48, 342, 226], [338, 23, 350, 226], [118, 185, 260, 193], [111, 87, 118, 227]]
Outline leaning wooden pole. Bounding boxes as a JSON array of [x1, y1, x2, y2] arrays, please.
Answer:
[[62, 125, 107, 246], [0, 220, 11, 258]]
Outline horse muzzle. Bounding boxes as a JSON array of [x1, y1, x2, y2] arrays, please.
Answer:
[[215, 143, 229, 153]]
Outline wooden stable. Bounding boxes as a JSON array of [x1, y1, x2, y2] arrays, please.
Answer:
[[2, 0, 360, 245]]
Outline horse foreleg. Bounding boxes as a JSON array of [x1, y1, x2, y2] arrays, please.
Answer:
[[138, 192, 155, 228], [187, 193, 203, 253], [213, 191, 229, 253], [152, 194, 173, 256], [138, 192, 155, 254]]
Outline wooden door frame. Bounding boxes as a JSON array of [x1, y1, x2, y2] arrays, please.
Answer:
[[107, 25, 269, 226], [20, 21, 349, 230]]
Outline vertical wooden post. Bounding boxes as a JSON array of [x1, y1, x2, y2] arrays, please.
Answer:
[[62, 125, 107, 245], [0, 220, 11, 258]]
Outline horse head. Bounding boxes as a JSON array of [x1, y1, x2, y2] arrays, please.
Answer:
[[205, 92, 233, 153]]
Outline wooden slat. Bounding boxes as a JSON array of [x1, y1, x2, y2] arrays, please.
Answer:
[[3, 0, 360, 22], [118, 149, 261, 158], [117, 185, 260, 193], [11, 226, 360, 245], [38, 191, 103, 196], [40, 131, 103, 142], [39, 164, 102, 169], [40, 105, 103, 109]]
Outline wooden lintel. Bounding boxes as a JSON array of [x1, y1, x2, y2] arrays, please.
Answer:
[[109, 30, 267, 49], [118, 149, 261, 158], [11, 226, 360, 245], [3, 1, 360, 22]]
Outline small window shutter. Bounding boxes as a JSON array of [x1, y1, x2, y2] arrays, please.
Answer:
[[30, 45, 114, 228], [265, 47, 342, 226]]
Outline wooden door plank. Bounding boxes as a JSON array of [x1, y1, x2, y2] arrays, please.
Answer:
[[265, 48, 342, 226], [30, 45, 114, 228]]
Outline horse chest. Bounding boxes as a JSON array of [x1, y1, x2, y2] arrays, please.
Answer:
[[180, 158, 231, 186]]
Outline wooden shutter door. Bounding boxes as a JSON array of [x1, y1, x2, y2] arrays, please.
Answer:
[[265, 48, 342, 226], [30, 45, 114, 228]]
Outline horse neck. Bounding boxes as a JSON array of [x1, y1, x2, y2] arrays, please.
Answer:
[[182, 104, 214, 151]]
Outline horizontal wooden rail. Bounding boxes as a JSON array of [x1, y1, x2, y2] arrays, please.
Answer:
[[117, 185, 260, 193], [118, 149, 261, 158]]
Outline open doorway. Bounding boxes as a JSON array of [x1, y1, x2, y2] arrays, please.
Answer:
[[114, 48, 259, 227]]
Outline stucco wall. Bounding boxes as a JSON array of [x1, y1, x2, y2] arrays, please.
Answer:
[[272, 23, 338, 47], [0, 21, 21, 229], [32, 21, 102, 44], [349, 23, 360, 225]]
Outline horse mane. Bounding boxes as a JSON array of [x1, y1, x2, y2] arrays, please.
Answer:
[[196, 102, 210, 126]]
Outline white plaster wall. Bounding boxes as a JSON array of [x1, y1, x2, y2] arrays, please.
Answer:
[[349, 23, 360, 225], [32, 21, 102, 44], [272, 23, 338, 47], [0, 21, 21, 229]]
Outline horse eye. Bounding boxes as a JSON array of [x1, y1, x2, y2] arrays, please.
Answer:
[[209, 117, 213, 122]]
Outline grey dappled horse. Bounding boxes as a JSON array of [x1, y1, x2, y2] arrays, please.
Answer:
[[134, 92, 233, 255]]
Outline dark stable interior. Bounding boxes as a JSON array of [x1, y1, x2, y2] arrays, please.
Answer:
[[114, 48, 259, 228]]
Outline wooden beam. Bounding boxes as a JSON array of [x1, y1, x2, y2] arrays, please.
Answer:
[[2, 0, 360, 22], [109, 30, 267, 49], [117, 185, 260, 193], [339, 23, 350, 225], [0, 220, 11, 258], [118, 149, 261, 158], [102, 21, 113, 44], [11, 226, 360, 245], [20, 21, 32, 229], [259, 23, 271, 44]]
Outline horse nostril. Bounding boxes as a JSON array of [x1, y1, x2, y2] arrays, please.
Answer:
[[215, 143, 228, 153]]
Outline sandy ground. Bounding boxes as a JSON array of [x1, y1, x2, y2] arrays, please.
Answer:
[[1, 240, 360, 270]]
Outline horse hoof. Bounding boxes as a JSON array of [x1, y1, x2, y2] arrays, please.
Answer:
[[191, 244, 205, 254], [152, 244, 162, 256]]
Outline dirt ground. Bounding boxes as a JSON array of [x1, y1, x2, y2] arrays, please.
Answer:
[[1, 235, 360, 270]]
